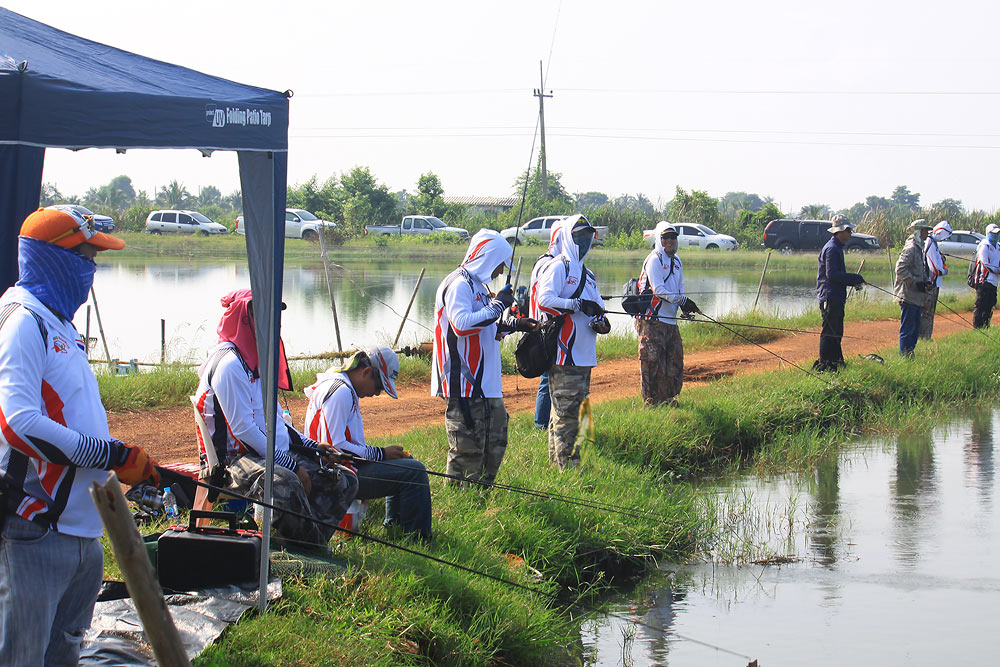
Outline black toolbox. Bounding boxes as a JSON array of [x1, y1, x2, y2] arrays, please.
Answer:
[[157, 510, 262, 591]]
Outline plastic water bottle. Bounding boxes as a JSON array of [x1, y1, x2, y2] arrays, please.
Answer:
[[162, 486, 179, 519], [281, 408, 292, 425]]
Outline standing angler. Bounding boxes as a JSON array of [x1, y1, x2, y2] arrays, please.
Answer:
[[0, 207, 160, 664], [433, 229, 537, 486], [919, 220, 951, 340], [972, 223, 1000, 328], [635, 221, 699, 406], [530, 215, 611, 470], [814, 214, 865, 371], [894, 220, 931, 357]]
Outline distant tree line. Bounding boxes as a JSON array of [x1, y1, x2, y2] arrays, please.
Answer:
[[42, 167, 999, 249]]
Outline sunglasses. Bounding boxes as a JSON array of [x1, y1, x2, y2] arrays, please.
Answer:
[[661, 233, 678, 240], [50, 213, 97, 245]]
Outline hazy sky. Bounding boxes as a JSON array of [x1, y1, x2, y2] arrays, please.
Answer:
[[7, 0, 1000, 214]]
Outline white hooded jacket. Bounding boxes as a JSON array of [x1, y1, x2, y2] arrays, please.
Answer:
[[530, 215, 606, 367], [432, 229, 513, 398], [923, 222, 950, 288], [639, 221, 687, 324]]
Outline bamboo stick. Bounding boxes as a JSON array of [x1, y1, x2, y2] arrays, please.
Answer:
[[751, 250, 772, 312], [317, 229, 343, 354], [393, 268, 426, 348], [90, 287, 113, 370], [90, 473, 190, 667]]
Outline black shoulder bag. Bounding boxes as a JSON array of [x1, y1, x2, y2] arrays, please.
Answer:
[[515, 260, 587, 378]]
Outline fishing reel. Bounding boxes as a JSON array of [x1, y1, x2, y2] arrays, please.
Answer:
[[125, 483, 164, 525]]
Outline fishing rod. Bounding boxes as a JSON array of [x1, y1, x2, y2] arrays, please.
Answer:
[[334, 452, 682, 524], [597, 307, 876, 341], [941, 252, 973, 263], [863, 280, 999, 344], [505, 122, 542, 286], [152, 469, 757, 664]]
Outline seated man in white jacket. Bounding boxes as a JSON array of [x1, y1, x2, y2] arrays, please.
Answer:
[[530, 215, 611, 470], [194, 289, 357, 547], [304, 348, 432, 540]]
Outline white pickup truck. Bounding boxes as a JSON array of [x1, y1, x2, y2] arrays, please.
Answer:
[[235, 208, 334, 240], [364, 215, 470, 240], [500, 215, 609, 246]]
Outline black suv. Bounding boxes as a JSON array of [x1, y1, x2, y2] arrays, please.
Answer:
[[762, 219, 880, 253]]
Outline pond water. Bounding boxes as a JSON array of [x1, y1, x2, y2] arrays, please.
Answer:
[[581, 409, 1000, 666], [78, 254, 969, 363]]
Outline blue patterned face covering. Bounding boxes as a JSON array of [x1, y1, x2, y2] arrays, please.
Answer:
[[16, 237, 96, 321], [990, 233, 1000, 245]]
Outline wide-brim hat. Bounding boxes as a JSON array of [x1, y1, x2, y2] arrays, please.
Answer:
[[907, 219, 932, 232], [20, 206, 125, 251], [828, 214, 853, 234]]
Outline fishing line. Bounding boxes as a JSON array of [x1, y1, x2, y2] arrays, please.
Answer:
[[164, 472, 755, 663]]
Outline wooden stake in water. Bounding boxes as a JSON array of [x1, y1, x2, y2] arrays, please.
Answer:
[[751, 250, 772, 313], [393, 267, 426, 348], [161, 319, 166, 367], [317, 228, 343, 354], [90, 473, 190, 667], [886, 246, 894, 285], [90, 287, 113, 369], [511, 257, 523, 290]]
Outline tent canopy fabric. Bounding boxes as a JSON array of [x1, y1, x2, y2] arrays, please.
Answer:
[[0, 7, 288, 150], [0, 6, 288, 607]]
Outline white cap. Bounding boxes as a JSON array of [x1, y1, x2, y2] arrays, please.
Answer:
[[367, 347, 399, 399], [987, 224, 1000, 235]]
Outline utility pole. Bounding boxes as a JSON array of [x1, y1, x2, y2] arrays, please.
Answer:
[[533, 60, 552, 199]]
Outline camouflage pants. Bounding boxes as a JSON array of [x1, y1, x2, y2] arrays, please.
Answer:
[[226, 451, 358, 547], [636, 318, 683, 405], [444, 397, 509, 486], [918, 286, 938, 340], [547, 364, 592, 470]]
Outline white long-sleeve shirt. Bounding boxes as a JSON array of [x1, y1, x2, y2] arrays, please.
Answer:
[[639, 250, 686, 324], [0, 287, 114, 538], [193, 343, 298, 472], [303, 371, 383, 461], [924, 237, 948, 288], [975, 240, 1000, 287], [432, 268, 505, 398], [531, 257, 606, 367]]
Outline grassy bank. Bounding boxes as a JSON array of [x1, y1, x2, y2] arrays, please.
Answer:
[[178, 327, 1000, 665], [107, 230, 890, 271], [98, 291, 977, 412]]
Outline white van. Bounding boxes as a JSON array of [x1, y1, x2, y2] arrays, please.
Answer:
[[145, 210, 229, 235]]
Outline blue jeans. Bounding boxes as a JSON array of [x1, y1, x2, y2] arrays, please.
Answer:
[[534, 372, 551, 429], [0, 515, 103, 666], [354, 458, 432, 540], [899, 302, 922, 356]]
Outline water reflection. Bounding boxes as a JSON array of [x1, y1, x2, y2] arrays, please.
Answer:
[[582, 408, 1000, 666]]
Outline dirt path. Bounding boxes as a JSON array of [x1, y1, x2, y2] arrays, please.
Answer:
[[109, 310, 988, 464]]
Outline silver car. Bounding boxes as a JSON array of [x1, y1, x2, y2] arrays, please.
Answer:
[[937, 230, 983, 258], [643, 223, 738, 250]]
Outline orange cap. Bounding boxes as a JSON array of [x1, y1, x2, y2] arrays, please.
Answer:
[[20, 207, 125, 251]]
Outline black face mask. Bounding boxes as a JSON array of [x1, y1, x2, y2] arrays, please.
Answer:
[[572, 230, 594, 258]]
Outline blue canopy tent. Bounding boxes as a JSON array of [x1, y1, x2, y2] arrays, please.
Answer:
[[0, 7, 288, 609]]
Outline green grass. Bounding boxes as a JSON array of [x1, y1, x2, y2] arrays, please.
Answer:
[[107, 231, 892, 271], [178, 328, 1000, 665]]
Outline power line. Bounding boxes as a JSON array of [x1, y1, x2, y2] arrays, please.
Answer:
[[289, 131, 1000, 150]]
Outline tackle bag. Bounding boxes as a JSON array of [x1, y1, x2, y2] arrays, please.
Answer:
[[514, 316, 564, 378], [968, 259, 981, 289], [621, 278, 653, 315], [157, 510, 261, 591]]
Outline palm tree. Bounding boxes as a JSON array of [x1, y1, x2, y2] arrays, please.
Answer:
[[156, 181, 192, 208]]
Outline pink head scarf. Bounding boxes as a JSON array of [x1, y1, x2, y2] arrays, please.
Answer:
[[217, 288, 292, 390]]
